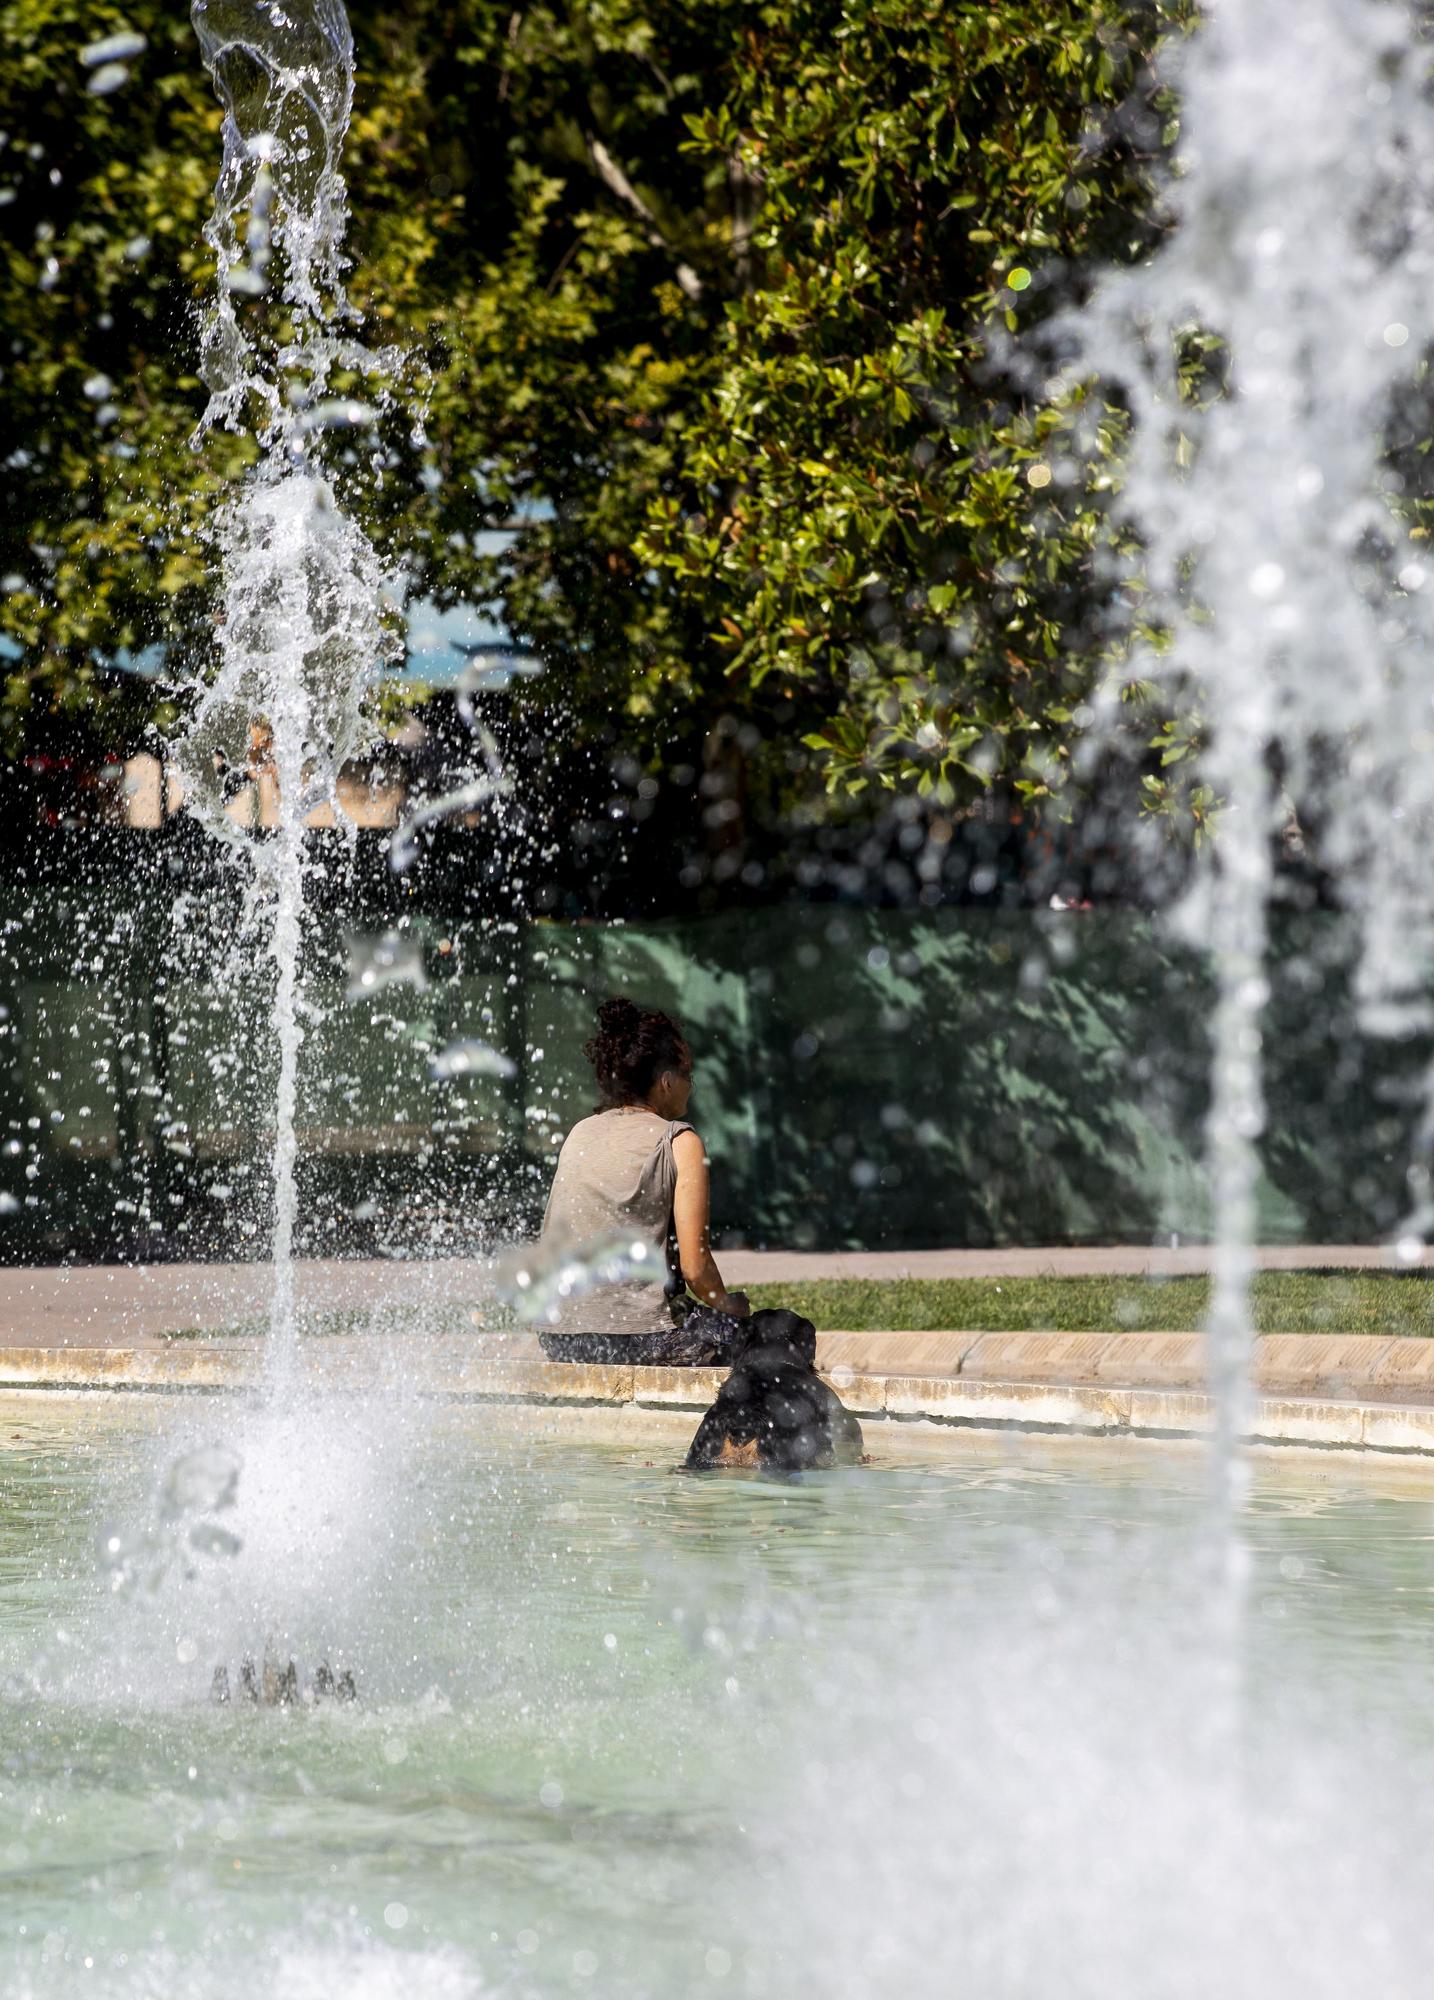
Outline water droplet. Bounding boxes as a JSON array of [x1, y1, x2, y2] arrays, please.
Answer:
[[429, 1039, 515, 1083], [1248, 563, 1285, 600], [389, 773, 510, 874], [86, 63, 131, 96], [383, 1901, 408, 1930], [298, 398, 378, 432], [1384, 322, 1410, 348], [80, 30, 147, 67], [452, 654, 543, 736], [161, 1445, 241, 1521], [345, 928, 427, 1000], [495, 1235, 654, 1326]]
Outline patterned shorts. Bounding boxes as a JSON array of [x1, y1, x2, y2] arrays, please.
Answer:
[[538, 1305, 745, 1368]]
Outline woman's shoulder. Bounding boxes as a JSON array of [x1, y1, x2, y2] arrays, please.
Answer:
[[562, 1109, 667, 1151], [554, 1112, 611, 1158]]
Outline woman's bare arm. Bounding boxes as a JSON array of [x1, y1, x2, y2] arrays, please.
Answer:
[[672, 1129, 748, 1316]]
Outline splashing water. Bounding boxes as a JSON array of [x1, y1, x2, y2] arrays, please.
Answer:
[[344, 925, 428, 1001], [429, 1039, 516, 1083], [494, 1235, 660, 1327], [182, 0, 400, 1381], [388, 771, 511, 875], [452, 648, 542, 725], [189, 0, 370, 435], [1045, 0, 1434, 1591]]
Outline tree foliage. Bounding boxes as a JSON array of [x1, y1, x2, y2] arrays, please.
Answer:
[[639, 0, 1181, 804], [0, 0, 1180, 818]]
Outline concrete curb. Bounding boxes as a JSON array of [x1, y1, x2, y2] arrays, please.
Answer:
[[5, 1336, 1434, 1457], [815, 1328, 1434, 1397]]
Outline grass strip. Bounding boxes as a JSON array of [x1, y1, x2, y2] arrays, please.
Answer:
[[165, 1270, 1434, 1340], [744, 1271, 1434, 1336]]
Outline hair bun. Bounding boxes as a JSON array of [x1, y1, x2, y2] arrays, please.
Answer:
[[584, 996, 688, 1108]]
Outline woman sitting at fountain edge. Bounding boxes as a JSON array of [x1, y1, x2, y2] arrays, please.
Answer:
[[537, 998, 751, 1366]]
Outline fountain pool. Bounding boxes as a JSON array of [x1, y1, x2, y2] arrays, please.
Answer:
[[13, 0, 1434, 1989], [3, 1392, 1434, 1998]]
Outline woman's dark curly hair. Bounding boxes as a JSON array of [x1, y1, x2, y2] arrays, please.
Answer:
[[584, 998, 689, 1108]]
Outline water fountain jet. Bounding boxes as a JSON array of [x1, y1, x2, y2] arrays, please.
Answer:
[[181, 0, 401, 1379], [1037, 0, 1434, 1594]]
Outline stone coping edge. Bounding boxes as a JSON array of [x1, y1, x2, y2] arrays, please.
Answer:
[[3, 1343, 1434, 1456], [816, 1328, 1434, 1400]]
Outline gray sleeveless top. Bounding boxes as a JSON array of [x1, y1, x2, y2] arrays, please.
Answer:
[[538, 1110, 696, 1334]]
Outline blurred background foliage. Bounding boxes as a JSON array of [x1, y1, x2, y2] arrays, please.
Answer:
[[1, 872, 1418, 1257], [0, 0, 1182, 846]]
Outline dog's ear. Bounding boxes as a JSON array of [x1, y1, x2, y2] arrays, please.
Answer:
[[728, 1317, 763, 1362], [789, 1315, 817, 1365]]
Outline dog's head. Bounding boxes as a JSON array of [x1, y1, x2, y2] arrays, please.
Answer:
[[731, 1308, 817, 1368]]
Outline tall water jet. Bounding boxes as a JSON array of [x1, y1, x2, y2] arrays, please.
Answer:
[[1043, 0, 1434, 1591], [181, 0, 399, 1381]]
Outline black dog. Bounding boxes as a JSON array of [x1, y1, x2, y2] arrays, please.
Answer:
[[684, 1309, 863, 1473]]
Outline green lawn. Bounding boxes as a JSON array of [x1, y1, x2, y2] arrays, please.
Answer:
[[744, 1271, 1434, 1336], [168, 1269, 1434, 1340]]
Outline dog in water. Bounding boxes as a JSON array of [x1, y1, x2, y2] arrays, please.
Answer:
[[684, 1309, 863, 1473]]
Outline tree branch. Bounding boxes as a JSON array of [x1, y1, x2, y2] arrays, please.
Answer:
[[585, 135, 704, 301], [497, 10, 522, 105]]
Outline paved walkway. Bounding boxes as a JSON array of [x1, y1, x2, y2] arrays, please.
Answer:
[[0, 1245, 1423, 1348], [0, 1261, 483, 1347]]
